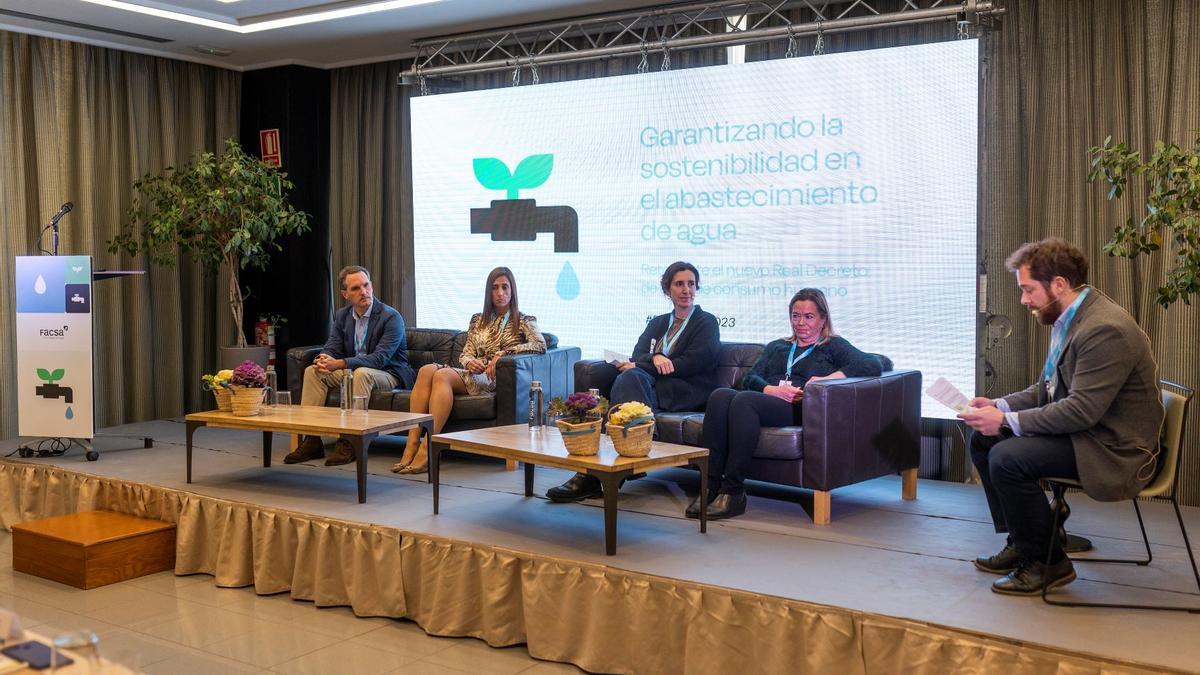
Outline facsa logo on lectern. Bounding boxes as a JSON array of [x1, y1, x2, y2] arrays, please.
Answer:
[[38, 326, 69, 339]]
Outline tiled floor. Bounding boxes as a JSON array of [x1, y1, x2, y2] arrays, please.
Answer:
[[0, 530, 584, 674]]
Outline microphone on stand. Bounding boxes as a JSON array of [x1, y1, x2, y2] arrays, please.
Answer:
[[48, 201, 73, 256], [49, 201, 74, 225]]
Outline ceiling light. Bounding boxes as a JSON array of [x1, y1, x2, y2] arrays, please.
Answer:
[[192, 44, 234, 56], [79, 0, 442, 34]]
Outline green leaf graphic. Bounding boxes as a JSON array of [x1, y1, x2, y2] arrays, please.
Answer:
[[49, 368, 65, 382], [512, 154, 553, 193], [37, 368, 51, 381], [473, 158, 514, 195]]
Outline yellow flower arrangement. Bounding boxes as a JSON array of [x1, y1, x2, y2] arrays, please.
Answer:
[[609, 401, 654, 427], [202, 369, 236, 390]]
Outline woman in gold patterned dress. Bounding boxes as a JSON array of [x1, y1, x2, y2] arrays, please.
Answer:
[[392, 267, 547, 474]]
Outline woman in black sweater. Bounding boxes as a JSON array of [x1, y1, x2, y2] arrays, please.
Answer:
[[689, 288, 881, 520]]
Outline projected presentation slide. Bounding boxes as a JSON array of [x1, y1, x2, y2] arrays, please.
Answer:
[[411, 40, 978, 419]]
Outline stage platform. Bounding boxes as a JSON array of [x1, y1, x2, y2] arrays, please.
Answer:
[[1, 419, 1197, 674]]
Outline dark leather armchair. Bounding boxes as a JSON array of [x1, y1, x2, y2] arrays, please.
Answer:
[[288, 328, 580, 434], [575, 342, 921, 523]]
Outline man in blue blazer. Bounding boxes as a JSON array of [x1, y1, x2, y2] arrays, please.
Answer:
[[285, 265, 415, 466]]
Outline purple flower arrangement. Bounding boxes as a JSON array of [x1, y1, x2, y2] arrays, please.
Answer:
[[229, 360, 267, 388], [548, 392, 608, 423]]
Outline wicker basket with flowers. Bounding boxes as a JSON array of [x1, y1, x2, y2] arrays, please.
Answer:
[[548, 392, 609, 455], [607, 402, 655, 457]]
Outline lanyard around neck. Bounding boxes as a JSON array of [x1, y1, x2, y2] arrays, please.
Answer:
[[787, 340, 817, 376], [661, 305, 695, 355], [1043, 288, 1090, 385], [354, 311, 370, 354]]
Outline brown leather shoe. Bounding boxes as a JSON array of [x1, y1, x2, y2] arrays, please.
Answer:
[[284, 436, 324, 464], [325, 439, 356, 466]]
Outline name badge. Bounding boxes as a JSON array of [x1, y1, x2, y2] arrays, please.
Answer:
[[779, 379, 791, 387]]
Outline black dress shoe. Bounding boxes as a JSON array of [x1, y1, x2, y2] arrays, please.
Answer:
[[546, 473, 603, 503], [685, 489, 718, 519], [707, 490, 746, 520], [974, 541, 1021, 574], [991, 557, 1076, 596]]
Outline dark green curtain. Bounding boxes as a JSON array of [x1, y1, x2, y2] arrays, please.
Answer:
[[0, 32, 241, 438]]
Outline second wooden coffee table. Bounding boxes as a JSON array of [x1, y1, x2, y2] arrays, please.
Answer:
[[185, 405, 433, 503], [432, 424, 710, 554]]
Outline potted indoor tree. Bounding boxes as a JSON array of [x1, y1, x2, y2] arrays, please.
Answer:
[[108, 137, 310, 366], [1088, 132, 1200, 307]]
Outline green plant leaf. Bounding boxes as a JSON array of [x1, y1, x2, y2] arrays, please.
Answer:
[[49, 368, 64, 382], [105, 136, 310, 349], [472, 158, 513, 193], [1094, 131, 1200, 307], [511, 154, 554, 192], [37, 368, 50, 380]]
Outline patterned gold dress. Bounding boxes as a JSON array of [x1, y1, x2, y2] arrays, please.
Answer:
[[450, 312, 547, 395]]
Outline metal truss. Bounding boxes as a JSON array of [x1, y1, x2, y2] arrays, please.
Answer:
[[400, 0, 1004, 86]]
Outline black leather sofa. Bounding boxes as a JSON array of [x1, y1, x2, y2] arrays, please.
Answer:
[[574, 342, 922, 523], [287, 328, 580, 434]]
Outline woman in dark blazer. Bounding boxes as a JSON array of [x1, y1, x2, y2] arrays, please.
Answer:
[[689, 287, 881, 520], [547, 261, 722, 502]]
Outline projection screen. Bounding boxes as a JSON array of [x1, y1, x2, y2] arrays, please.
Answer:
[[411, 39, 978, 419]]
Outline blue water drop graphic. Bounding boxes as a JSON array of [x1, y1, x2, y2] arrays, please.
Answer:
[[556, 262, 580, 301], [65, 406, 74, 420]]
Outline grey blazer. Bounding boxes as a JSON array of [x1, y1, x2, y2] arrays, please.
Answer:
[[1003, 291, 1164, 501]]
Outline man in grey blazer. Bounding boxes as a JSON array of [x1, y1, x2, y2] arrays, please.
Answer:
[[959, 238, 1164, 595], [284, 265, 415, 466]]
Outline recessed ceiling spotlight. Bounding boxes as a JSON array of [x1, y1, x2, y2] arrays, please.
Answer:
[[192, 44, 234, 56]]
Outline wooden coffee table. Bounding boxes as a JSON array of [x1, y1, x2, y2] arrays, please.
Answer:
[[184, 405, 433, 503], [431, 424, 710, 554]]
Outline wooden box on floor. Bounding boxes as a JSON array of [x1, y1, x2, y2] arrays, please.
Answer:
[[11, 511, 176, 590]]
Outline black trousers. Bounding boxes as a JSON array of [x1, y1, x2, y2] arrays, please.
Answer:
[[969, 430, 1079, 563], [703, 388, 796, 493]]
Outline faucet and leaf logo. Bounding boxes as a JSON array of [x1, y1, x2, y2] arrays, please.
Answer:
[[468, 153, 582, 299], [473, 154, 554, 200], [37, 368, 65, 384], [34, 366, 74, 417]]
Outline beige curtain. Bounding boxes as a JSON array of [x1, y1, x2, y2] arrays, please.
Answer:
[[0, 32, 240, 439]]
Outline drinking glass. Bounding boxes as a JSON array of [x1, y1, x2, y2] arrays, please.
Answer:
[[52, 630, 101, 672], [275, 391, 293, 406], [351, 394, 369, 414]]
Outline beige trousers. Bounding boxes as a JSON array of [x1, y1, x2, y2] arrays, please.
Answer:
[[302, 365, 398, 406], [301, 365, 399, 441]]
